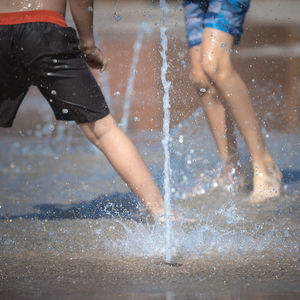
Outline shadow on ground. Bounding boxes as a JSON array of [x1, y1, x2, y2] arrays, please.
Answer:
[[1, 192, 148, 222], [1, 169, 299, 222], [282, 169, 300, 184]]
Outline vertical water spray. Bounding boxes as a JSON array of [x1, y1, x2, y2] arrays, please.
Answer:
[[120, 22, 151, 132], [160, 0, 172, 263]]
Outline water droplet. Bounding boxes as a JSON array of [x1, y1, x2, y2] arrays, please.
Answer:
[[220, 43, 227, 48], [94, 229, 102, 235], [200, 88, 206, 93], [88, 6, 93, 12], [52, 59, 58, 63], [133, 116, 140, 122], [178, 135, 184, 143], [213, 182, 218, 188], [113, 12, 122, 22], [114, 91, 120, 96], [51, 90, 57, 95]]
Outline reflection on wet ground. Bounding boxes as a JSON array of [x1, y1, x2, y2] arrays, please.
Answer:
[[0, 0, 300, 299]]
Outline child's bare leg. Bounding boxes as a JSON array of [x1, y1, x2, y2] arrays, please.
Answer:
[[79, 114, 165, 216], [201, 28, 282, 201], [190, 45, 240, 190], [202, 93, 240, 188]]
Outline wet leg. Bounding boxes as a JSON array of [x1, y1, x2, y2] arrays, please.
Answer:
[[201, 28, 282, 201], [189, 45, 240, 192], [79, 114, 165, 216]]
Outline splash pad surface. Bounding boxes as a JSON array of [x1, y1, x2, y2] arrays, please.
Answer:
[[1, 122, 299, 298], [0, 0, 299, 298]]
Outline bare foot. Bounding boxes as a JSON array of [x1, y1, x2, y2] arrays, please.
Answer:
[[154, 212, 177, 224], [147, 207, 197, 224], [146, 205, 165, 219], [188, 173, 207, 197], [155, 214, 198, 224], [190, 160, 243, 196], [211, 165, 243, 192], [250, 163, 282, 203]]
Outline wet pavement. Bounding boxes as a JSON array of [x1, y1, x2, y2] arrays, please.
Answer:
[[1, 0, 300, 299]]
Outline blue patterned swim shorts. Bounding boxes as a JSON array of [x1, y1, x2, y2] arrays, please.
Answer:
[[183, 0, 250, 48]]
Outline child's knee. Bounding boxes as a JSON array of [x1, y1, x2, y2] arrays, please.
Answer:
[[93, 115, 118, 137], [202, 56, 232, 83], [191, 69, 210, 90], [202, 56, 219, 80], [80, 114, 118, 143]]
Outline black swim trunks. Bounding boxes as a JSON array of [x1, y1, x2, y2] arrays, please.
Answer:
[[0, 10, 109, 127]]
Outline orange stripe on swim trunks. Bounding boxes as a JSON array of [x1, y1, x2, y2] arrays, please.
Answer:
[[0, 10, 67, 27]]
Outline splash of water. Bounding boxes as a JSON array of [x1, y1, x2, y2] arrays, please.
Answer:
[[120, 22, 152, 132], [160, 0, 172, 263]]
